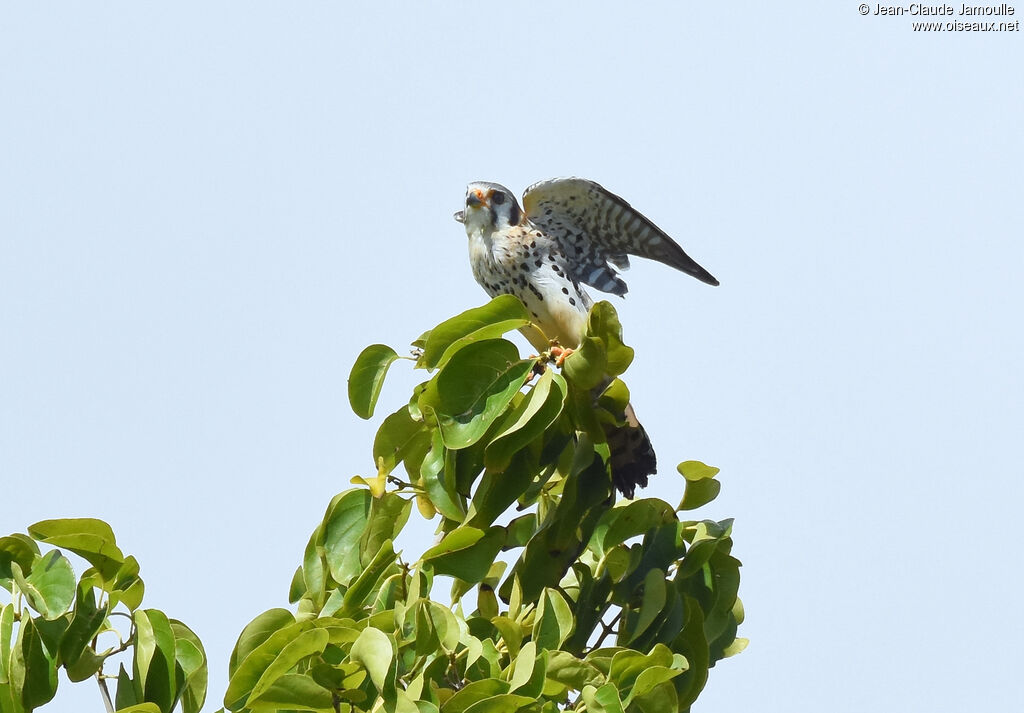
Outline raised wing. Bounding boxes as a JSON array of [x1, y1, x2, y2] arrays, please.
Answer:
[[522, 177, 719, 295]]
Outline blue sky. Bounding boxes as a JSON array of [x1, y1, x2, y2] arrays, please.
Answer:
[[2, 3, 1021, 711]]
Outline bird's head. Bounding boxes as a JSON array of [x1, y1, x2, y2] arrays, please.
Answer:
[[453, 181, 523, 234]]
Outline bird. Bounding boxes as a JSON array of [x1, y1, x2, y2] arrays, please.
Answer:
[[454, 177, 718, 497]]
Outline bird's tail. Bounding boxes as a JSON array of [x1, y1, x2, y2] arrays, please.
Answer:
[[605, 403, 657, 498]]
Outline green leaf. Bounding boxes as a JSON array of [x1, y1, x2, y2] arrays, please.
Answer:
[[676, 461, 722, 511], [696, 550, 742, 646], [338, 539, 397, 617], [585, 302, 634, 377], [469, 450, 537, 530], [607, 645, 673, 698], [301, 525, 326, 607], [628, 569, 667, 644], [678, 480, 721, 512], [133, 609, 177, 713], [14, 551, 75, 620], [626, 666, 684, 705], [489, 617, 522, 659], [532, 589, 573, 650], [0, 604, 14, 685], [27, 518, 115, 544], [27, 519, 124, 580], [721, 637, 749, 658], [468, 638, 503, 681], [247, 628, 329, 707], [308, 618, 361, 647], [423, 339, 535, 449], [288, 565, 306, 603], [428, 602, 461, 652], [450, 408, 516, 497], [421, 527, 504, 584], [561, 337, 607, 390], [309, 661, 362, 692], [373, 406, 431, 476], [18, 617, 59, 710], [170, 620, 207, 713], [224, 620, 317, 710], [322, 489, 373, 587], [441, 678, 510, 713], [228, 609, 295, 677], [349, 627, 393, 692], [418, 296, 531, 370], [114, 704, 163, 713], [581, 647, 618, 676], [30, 616, 68, 662], [484, 370, 566, 471], [676, 461, 720, 482], [247, 673, 334, 712], [109, 556, 145, 611], [0, 535, 38, 585], [349, 344, 401, 419], [421, 424, 466, 521], [506, 641, 536, 691], [460, 693, 537, 713], [408, 600, 460, 657], [544, 652, 604, 691], [630, 679, 678, 713], [564, 382, 605, 443], [60, 584, 109, 682], [508, 644, 547, 698], [581, 683, 624, 713], [597, 378, 630, 417], [672, 597, 710, 707], [600, 545, 633, 583], [115, 663, 138, 710], [503, 514, 537, 550], [360, 494, 412, 565], [678, 521, 729, 579], [590, 499, 677, 556], [4, 622, 26, 709]]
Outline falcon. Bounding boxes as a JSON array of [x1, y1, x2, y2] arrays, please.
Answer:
[[454, 177, 718, 497]]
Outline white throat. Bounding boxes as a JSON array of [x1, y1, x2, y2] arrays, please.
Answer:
[[463, 207, 496, 241]]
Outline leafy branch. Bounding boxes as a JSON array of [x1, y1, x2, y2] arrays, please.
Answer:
[[0, 520, 207, 713], [222, 297, 745, 713]]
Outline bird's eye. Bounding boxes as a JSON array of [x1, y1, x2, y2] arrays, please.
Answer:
[[491, 192, 506, 205]]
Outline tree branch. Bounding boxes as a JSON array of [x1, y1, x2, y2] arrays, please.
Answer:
[[588, 609, 623, 652], [96, 672, 115, 713]]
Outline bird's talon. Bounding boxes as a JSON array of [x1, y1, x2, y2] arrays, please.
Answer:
[[549, 345, 575, 368]]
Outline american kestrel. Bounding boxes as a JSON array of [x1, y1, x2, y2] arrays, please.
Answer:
[[454, 177, 718, 497]]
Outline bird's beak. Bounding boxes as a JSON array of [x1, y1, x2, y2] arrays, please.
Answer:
[[458, 188, 487, 223]]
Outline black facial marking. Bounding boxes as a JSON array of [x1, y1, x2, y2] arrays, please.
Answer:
[[508, 200, 521, 225]]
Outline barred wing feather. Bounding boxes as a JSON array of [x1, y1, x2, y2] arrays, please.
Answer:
[[522, 177, 719, 295]]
